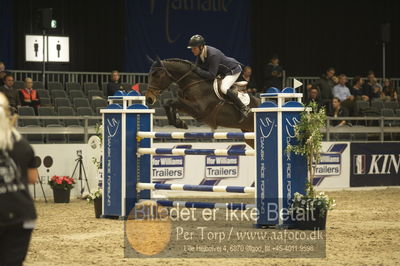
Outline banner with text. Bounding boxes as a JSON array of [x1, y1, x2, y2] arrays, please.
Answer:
[[125, 0, 251, 72], [350, 143, 400, 187], [205, 155, 239, 178], [153, 155, 185, 179], [313, 142, 350, 189]]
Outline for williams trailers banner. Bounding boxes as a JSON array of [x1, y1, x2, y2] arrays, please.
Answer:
[[350, 143, 400, 187]]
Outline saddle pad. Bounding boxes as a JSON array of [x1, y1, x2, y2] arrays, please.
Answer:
[[213, 79, 250, 106]]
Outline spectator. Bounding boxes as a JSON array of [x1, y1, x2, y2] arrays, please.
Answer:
[[309, 67, 335, 106], [329, 97, 348, 126], [0, 92, 38, 266], [382, 78, 397, 101], [332, 75, 339, 86], [305, 87, 323, 110], [332, 74, 353, 102], [237, 66, 257, 95], [0, 74, 20, 114], [351, 76, 369, 101], [332, 74, 355, 115], [369, 79, 383, 101], [107, 70, 124, 96], [0, 61, 11, 86], [362, 71, 381, 98], [19, 78, 40, 114], [0, 62, 5, 85], [263, 55, 283, 91]]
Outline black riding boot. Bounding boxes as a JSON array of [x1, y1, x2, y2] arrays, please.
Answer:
[[226, 88, 250, 123]]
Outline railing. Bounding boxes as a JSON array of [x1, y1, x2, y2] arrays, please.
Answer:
[[16, 116, 100, 142], [11, 70, 149, 86], [17, 115, 400, 143], [325, 117, 400, 142], [10, 70, 400, 94], [286, 77, 400, 95]]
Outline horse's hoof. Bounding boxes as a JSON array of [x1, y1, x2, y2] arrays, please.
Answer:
[[175, 119, 188, 129]]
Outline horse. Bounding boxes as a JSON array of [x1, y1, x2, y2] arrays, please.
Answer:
[[145, 58, 261, 147]]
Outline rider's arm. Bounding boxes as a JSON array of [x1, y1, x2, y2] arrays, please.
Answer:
[[193, 55, 220, 80]]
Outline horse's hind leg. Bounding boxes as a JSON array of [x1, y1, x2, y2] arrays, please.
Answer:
[[163, 99, 189, 129], [241, 129, 255, 149]]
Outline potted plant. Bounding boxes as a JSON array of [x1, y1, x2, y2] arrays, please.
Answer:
[[287, 101, 336, 229], [87, 188, 102, 218], [48, 175, 75, 203], [291, 191, 335, 230]]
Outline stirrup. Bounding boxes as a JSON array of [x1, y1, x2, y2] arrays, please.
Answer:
[[238, 107, 250, 123], [241, 106, 251, 116]]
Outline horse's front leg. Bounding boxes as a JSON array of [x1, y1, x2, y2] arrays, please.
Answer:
[[163, 99, 177, 125], [163, 99, 189, 129]]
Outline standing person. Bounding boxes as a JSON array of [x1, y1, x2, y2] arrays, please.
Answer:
[[187, 34, 250, 122], [0, 74, 20, 114], [237, 66, 257, 95], [310, 67, 336, 107], [19, 78, 40, 114], [0, 93, 38, 266], [263, 55, 283, 91], [107, 70, 124, 97]]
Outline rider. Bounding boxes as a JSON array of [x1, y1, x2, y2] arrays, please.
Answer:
[[187, 34, 250, 122]]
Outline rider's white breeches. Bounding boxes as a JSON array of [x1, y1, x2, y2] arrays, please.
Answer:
[[220, 72, 241, 94]]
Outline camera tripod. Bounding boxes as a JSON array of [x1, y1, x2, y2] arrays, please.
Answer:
[[71, 153, 91, 196], [33, 169, 47, 203]]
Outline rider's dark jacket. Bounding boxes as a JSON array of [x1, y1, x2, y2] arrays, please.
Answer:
[[194, 46, 241, 80]]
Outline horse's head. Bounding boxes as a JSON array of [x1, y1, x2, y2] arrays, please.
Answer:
[[146, 57, 173, 105]]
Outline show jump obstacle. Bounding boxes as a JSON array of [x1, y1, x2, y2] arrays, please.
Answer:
[[101, 88, 307, 227]]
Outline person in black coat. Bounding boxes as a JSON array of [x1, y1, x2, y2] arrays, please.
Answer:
[[0, 74, 20, 114], [0, 93, 38, 265], [305, 86, 324, 111], [188, 35, 250, 122], [107, 70, 124, 97], [264, 55, 283, 91], [329, 97, 349, 126], [0, 61, 12, 87]]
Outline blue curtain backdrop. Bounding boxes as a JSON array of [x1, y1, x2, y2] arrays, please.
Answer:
[[124, 0, 251, 73], [0, 0, 13, 68]]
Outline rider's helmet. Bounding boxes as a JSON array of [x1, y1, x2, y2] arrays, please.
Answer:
[[187, 35, 205, 49]]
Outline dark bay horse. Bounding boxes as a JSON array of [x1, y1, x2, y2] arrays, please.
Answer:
[[145, 58, 260, 147]]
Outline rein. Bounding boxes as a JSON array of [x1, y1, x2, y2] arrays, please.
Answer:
[[149, 62, 207, 93]]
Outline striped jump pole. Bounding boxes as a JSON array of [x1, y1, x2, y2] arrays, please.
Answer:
[[137, 148, 255, 156], [137, 131, 255, 140], [154, 200, 255, 210], [137, 182, 255, 193]]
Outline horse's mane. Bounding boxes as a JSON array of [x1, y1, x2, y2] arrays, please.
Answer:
[[163, 58, 195, 68], [150, 58, 194, 72]]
